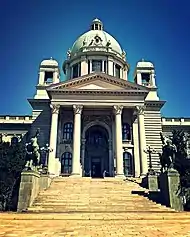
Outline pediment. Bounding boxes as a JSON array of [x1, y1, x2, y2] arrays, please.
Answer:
[[47, 73, 149, 92]]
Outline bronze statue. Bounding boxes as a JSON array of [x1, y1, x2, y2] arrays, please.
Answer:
[[160, 132, 177, 171], [24, 129, 40, 171]]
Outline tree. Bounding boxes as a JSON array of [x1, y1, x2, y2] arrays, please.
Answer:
[[0, 139, 26, 211], [171, 130, 190, 209]]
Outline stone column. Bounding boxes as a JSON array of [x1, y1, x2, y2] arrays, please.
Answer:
[[81, 139, 86, 176], [136, 105, 148, 176], [108, 140, 113, 176], [71, 105, 83, 176], [132, 114, 141, 177], [48, 104, 60, 175], [113, 105, 124, 178]]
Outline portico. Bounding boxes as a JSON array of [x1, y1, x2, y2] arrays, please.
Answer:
[[46, 73, 149, 178]]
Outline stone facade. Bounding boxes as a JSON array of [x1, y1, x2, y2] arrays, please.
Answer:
[[1, 19, 190, 178]]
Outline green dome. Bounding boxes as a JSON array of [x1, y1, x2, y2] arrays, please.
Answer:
[[71, 29, 123, 56]]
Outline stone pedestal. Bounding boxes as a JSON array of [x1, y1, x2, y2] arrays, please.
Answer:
[[148, 174, 158, 191], [17, 171, 40, 212], [39, 174, 52, 190], [160, 169, 183, 211]]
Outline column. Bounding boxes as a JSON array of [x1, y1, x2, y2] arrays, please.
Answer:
[[108, 140, 113, 176], [48, 104, 60, 175], [136, 71, 142, 85], [132, 113, 141, 177], [136, 105, 148, 176], [81, 139, 86, 176], [113, 105, 125, 178], [71, 104, 83, 176]]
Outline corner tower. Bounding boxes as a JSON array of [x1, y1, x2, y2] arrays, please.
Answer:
[[63, 19, 129, 80], [34, 58, 60, 99], [134, 59, 159, 101]]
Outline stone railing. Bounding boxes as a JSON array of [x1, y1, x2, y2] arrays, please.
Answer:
[[0, 115, 33, 124], [162, 117, 190, 126]]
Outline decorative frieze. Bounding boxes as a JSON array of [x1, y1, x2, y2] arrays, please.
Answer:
[[83, 115, 112, 125]]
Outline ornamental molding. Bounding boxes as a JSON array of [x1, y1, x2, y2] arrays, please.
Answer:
[[113, 105, 123, 115], [83, 115, 112, 126], [49, 90, 148, 97], [50, 104, 60, 114], [73, 104, 83, 115]]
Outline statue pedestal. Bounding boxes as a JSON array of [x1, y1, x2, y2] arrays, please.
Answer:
[[148, 173, 158, 191], [160, 168, 183, 211], [17, 171, 40, 212]]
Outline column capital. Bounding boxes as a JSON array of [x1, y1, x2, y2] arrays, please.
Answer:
[[135, 105, 146, 115], [73, 104, 83, 115], [113, 105, 123, 115], [50, 104, 60, 114]]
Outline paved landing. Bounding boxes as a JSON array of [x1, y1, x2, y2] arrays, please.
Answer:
[[0, 178, 190, 236]]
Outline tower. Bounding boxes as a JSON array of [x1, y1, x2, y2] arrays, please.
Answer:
[[134, 59, 159, 101], [34, 58, 60, 99]]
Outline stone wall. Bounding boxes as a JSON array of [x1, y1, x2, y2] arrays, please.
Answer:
[[144, 108, 163, 171]]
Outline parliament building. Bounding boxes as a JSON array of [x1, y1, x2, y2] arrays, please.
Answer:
[[1, 19, 190, 178]]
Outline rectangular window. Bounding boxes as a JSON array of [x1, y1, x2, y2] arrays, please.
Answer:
[[72, 63, 80, 78], [92, 60, 102, 72], [115, 64, 121, 78]]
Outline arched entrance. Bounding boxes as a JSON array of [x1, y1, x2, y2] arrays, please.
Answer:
[[84, 125, 109, 178]]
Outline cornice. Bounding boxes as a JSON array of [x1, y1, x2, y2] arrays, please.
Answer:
[[145, 100, 166, 108], [47, 73, 150, 92], [48, 89, 148, 96]]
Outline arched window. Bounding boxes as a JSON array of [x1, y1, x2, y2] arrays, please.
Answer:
[[123, 152, 133, 176], [122, 123, 131, 140], [63, 122, 73, 140], [61, 152, 72, 174]]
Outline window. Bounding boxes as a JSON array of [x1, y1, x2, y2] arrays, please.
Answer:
[[63, 122, 73, 140], [61, 152, 72, 174], [103, 61, 107, 73], [72, 63, 81, 78], [92, 60, 102, 72], [123, 152, 133, 176], [45, 71, 53, 83], [95, 24, 98, 30], [122, 123, 131, 140], [115, 64, 121, 78]]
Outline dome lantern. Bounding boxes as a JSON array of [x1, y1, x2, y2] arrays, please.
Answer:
[[91, 18, 103, 31]]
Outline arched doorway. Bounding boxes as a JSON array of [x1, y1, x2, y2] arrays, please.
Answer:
[[84, 125, 109, 178]]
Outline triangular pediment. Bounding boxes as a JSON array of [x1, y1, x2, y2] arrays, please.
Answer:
[[47, 73, 149, 92]]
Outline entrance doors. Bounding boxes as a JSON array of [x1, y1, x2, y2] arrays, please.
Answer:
[[91, 156, 102, 178], [84, 125, 109, 177]]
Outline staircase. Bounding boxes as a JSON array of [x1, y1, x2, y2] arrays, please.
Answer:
[[1, 177, 190, 236], [28, 177, 174, 213]]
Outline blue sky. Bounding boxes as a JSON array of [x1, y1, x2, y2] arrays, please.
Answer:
[[1, 0, 190, 116]]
